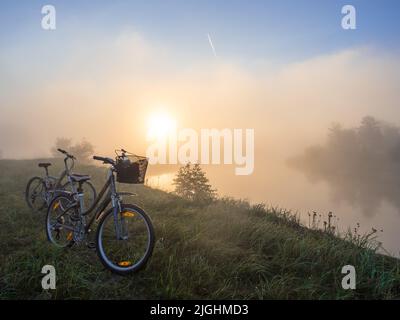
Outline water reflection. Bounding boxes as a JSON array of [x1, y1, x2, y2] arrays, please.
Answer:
[[289, 116, 400, 217], [146, 172, 175, 192]]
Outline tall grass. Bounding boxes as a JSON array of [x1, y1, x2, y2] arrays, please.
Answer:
[[0, 159, 399, 299]]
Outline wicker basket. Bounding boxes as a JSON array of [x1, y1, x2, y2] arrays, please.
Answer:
[[115, 155, 148, 184]]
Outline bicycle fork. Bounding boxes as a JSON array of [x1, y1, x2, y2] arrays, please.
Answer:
[[111, 194, 129, 240], [110, 175, 128, 241]]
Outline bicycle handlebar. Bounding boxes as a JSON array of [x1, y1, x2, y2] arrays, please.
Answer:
[[58, 148, 75, 160], [93, 156, 115, 165]]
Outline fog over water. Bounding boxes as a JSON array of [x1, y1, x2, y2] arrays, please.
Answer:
[[290, 116, 400, 218], [1, 27, 400, 255], [148, 116, 400, 256]]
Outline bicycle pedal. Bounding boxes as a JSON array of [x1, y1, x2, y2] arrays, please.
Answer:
[[86, 242, 96, 249]]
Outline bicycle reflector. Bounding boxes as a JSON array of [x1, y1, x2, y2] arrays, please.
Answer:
[[53, 201, 60, 210], [121, 211, 135, 218], [115, 155, 148, 184], [118, 261, 132, 267]]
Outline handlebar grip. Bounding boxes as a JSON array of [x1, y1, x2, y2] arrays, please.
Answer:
[[93, 155, 115, 165], [59, 149, 75, 159]]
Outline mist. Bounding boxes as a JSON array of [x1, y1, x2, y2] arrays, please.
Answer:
[[2, 30, 400, 216], [289, 116, 400, 217]]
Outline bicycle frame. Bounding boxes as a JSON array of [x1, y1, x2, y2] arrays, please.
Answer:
[[46, 150, 154, 274], [42, 156, 76, 196], [55, 156, 75, 189], [77, 166, 124, 239]]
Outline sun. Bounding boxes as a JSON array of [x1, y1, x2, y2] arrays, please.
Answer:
[[147, 111, 177, 139]]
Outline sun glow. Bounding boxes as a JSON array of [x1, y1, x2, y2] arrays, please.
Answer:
[[147, 111, 177, 139]]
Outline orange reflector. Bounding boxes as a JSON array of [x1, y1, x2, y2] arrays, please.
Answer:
[[121, 211, 135, 218], [66, 232, 73, 241], [118, 261, 132, 267], [53, 201, 60, 210]]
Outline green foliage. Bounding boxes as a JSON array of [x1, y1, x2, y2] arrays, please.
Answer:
[[0, 159, 399, 299], [173, 163, 217, 204]]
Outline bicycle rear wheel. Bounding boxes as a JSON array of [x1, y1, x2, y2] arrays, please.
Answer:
[[46, 195, 77, 248], [96, 204, 155, 275], [25, 177, 47, 211], [61, 180, 97, 214]]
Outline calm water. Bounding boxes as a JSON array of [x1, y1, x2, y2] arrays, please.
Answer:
[[147, 162, 400, 257]]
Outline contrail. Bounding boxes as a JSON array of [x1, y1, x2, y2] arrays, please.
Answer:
[[207, 33, 217, 58]]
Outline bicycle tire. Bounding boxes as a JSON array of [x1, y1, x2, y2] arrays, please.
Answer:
[[45, 194, 76, 248], [95, 204, 155, 275], [25, 176, 47, 211], [60, 180, 97, 214]]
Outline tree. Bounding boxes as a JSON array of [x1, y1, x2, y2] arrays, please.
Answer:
[[51, 137, 94, 163], [70, 139, 95, 162], [290, 116, 400, 217], [51, 138, 72, 157], [173, 163, 217, 204]]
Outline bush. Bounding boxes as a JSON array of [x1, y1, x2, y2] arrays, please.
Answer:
[[173, 163, 217, 204]]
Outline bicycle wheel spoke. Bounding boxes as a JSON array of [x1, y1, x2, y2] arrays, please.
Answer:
[[98, 208, 153, 272], [46, 195, 77, 247], [26, 177, 47, 211]]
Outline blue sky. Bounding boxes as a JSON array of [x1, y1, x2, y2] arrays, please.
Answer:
[[1, 0, 399, 66]]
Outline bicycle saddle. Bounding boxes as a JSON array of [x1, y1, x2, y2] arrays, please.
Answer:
[[70, 174, 91, 183], [38, 163, 51, 168]]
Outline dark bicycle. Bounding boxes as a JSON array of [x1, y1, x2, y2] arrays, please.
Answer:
[[45, 149, 155, 274], [25, 149, 96, 213]]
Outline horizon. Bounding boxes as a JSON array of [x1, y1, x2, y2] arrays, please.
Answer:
[[1, 0, 400, 255], [3, 0, 400, 302]]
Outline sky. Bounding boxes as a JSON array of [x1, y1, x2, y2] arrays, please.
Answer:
[[0, 0, 399, 171], [1, 0, 400, 65], [1, 1, 400, 252]]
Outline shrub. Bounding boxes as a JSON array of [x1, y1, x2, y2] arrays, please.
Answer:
[[173, 163, 217, 204]]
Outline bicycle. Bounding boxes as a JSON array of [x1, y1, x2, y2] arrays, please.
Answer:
[[25, 148, 97, 213], [45, 149, 155, 274]]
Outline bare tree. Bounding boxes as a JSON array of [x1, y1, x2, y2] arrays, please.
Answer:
[[51, 138, 94, 163], [70, 139, 94, 163], [51, 137, 72, 157]]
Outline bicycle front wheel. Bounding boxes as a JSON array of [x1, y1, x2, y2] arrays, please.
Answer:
[[96, 204, 155, 275], [25, 176, 47, 211]]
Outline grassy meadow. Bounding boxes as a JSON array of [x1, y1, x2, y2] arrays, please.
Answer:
[[0, 159, 400, 299]]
